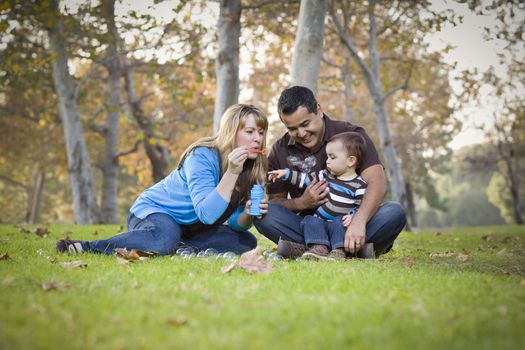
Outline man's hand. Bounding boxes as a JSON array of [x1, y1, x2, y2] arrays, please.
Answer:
[[343, 219, 366, 254], [299, 179, 329, 209]]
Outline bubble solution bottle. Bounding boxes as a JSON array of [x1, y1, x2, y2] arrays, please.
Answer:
[[249, 184, 264, 216]]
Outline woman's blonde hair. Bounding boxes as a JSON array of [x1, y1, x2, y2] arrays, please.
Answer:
[[177, 104, 268, 205]]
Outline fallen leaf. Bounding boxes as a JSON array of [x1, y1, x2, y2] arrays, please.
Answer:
[[62, 231, 73, 239], [405, 258, 414, 268], [435, 231, 442, 236], [34, 227, 50, 238], [42, 282, 73, 291], [238, 248, 273, 274], [92, 230, 99, 236], [429, 251, 455, 258], [118, 225, 124, 232], [0, 252, 10, 261], [221, 262, 237, 273], [59, 260, 87, 268], [496, 248, 508, 256], [0, 237, 10, 244], [457, 251, 469, 262], [114, 248, 156, 261], [167, 316, 188, 326], [481, 233, 494, 241]]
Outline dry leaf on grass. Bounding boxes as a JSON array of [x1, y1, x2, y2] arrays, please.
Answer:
[[405, 258, 414, 268], [42, 282, 73, 291], [114, 248, 156, 261], [457, 251, 470, 262], [34, 227, 50, 238], [481, 233, 494, 241], [222, 248, 273, 274], [59, 260, 87, 268], [167, 316, 188, 326], [429, 251, 455, 258], [221, 262, 237, 273], [0, 252, 10, 261], [116, 257, 130, 265]]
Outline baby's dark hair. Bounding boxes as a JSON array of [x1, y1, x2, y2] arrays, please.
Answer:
[[277, 86, 318, 117], [328, 132, 367, 168]]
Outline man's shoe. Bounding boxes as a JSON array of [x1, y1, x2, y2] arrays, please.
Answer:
[[56, 239, 84, 254], [328, 248, 346, 260], [356, 243, 375, 259], [277, 238, 307, 259], [302, 244, 330, 260]]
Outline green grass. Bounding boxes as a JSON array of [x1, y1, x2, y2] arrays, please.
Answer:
[[1, 224, 524, 350]]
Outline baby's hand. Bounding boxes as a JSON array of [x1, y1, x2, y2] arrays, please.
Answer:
[[268, 169, 287, 183], [342, 214, 353, 227]]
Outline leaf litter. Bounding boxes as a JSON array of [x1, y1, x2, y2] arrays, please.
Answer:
[[222, 248, 273, 274]]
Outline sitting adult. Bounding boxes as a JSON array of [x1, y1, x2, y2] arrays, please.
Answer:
[[56, 104, 269, 256], [254, 86, 406, 258]]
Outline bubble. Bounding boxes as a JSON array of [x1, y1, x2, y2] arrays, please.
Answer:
[[176, 247, 195, 255], [220, 252, 237, 262], [286, 155, 301, 167], [204, 248, 219, 256], [266, 252, 283, 261], [197, 251, 207, 258], [182, 252, 196, 260]]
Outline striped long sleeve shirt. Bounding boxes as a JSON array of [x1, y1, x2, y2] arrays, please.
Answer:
[[282, 168, 367, 221]]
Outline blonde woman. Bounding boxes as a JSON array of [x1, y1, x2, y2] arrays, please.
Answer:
[[56, 104, 269, 255]]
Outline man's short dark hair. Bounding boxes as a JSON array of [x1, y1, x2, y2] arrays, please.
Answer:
[[277, 86, 318, 117]]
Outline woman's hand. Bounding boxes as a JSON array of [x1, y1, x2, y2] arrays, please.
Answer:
[[227, 147, 249, 175], [243, 197, 268, 218]]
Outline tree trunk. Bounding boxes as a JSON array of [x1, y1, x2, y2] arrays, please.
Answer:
[[123, 67, 170, 183], [367, 1, 406, 205], [25, 162, 45, 224], [99, 0, 121, 223], [213, 0, 241, 133], [506, 152, 523, 224], [405, 180, 416, 230], [342, 55, 354, 122], [47, 0, 99, 224], [291, 0, 328, 94]]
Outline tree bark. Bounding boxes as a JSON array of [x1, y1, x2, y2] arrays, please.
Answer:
[[505, 149, 523, 224], [342, 55, 354, 122], [47, 0, 99, 224], [99, 0, 121, 224], [291, 0, 328, 94], [214, 0, 241, 133], [123, 67, 170, 183], [25, 162, 45, 224]]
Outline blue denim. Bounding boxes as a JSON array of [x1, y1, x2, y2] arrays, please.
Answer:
[[254, 202, 407, 254], [82, 213, 257, 255], [300, 215, 347, 249]]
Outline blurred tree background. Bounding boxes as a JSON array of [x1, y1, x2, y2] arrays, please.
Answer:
[[0, 0, 523, 228]]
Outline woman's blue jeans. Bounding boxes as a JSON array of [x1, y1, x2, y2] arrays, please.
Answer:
[[82, 213, 257, 256], [254, 202, 406, 255]]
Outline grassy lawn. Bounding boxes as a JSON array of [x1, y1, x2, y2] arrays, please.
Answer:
[[1, 224, 524, 350]]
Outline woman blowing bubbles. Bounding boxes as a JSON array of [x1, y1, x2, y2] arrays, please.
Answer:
[[56, 104, 269, 255]]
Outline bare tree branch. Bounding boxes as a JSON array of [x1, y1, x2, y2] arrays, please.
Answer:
[[115, 139, 141, 160], [329, 3, 374, 89], [0, 174, 28, 190], [382, 60, 416, 102]]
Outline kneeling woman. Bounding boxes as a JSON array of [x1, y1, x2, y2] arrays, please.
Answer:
[[56, 104, 268, 255]]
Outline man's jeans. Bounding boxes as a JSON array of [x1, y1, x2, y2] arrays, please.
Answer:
[[82, 213, 257, 256], [254, 202, 406, 255]]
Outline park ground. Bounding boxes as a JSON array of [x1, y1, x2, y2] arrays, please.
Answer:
[[0, 224, 524, 350]]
